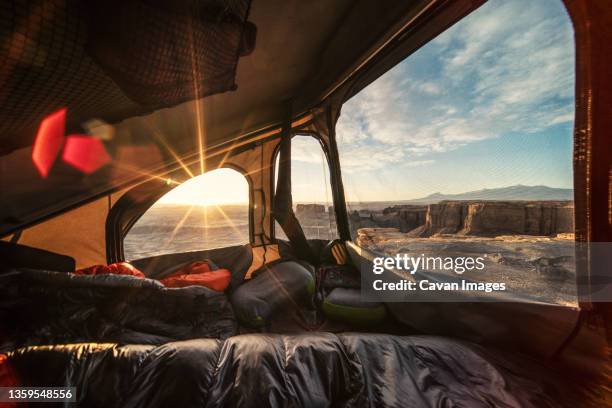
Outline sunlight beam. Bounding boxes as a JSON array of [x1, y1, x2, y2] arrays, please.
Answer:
[[188, 18, 206, 175], [213, 204, 247, 239], [161, 205, 196, 252], [111, 160, 182, 186], [201, 204, 209, 250], [144, 121, 195, 179]]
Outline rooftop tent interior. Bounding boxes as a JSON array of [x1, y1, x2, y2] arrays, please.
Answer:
[[1, 0, 611, 406]]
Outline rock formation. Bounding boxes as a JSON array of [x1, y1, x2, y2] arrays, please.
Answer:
[[408, 201, 573, 237], [296, 204, 325, 216], [381, 205, 428, 231]]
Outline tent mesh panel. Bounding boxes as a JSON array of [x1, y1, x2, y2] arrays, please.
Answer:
[[0, 0, 252, 154]]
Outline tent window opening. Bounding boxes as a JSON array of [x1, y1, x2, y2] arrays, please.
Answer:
[[124, 168, 250, 261], [335, 0, 576, 306], [274, 135, 339, 241]]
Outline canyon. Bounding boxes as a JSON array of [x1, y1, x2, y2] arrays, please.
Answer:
[[348, 200, 576, 306], [350, 200, 573, 238]]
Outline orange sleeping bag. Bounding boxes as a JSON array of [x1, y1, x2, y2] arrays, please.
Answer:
[[74, 261, 231, 292], [160, 261, 231, 291], [74, 262, 145, 278]]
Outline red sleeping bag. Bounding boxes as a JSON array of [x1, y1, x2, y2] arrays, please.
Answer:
[[74, 261, 231, 292], [75, 262, 145, 278], [160, 261, 231, 291]]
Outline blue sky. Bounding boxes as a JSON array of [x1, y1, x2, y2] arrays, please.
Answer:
[[324, 0, 575, 202]]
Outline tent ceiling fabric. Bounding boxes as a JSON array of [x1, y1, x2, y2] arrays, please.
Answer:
[[0, 0, 424, 235]]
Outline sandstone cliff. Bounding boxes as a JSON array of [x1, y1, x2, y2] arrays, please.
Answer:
[[296, 204, 326, 216], [407, 201, 573, 237]]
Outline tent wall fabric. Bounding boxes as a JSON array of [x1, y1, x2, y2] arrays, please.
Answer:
[[0, 241, 76, 272], [2, 191, 125, 269], [244, 244, 281, 280]]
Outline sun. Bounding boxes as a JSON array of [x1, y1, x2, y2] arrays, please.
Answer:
[[158, 168, 249, 206]]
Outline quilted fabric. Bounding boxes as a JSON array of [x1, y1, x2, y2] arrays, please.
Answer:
[[1, 333, 598, 408], [0, 268, 237, 351]]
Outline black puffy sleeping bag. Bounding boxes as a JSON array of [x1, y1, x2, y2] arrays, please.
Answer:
[[0, 268, 237, 352], [0, 333, 601, 407]]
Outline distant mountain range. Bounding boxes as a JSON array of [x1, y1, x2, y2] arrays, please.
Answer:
[[409, 185, 573, 203]]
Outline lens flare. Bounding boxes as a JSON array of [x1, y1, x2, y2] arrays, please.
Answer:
[[32, 108, 66, 178], [62, 135, 111, 174]]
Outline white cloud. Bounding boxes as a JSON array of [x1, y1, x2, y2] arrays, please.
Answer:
[[336, 0, 575, 170], [547, 112, 574, 126], [415, 82, 442, 95], [403, 159, 435, 168]]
